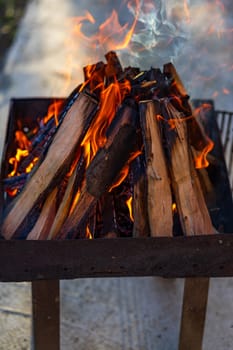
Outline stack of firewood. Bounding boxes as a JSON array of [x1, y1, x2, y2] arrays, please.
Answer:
[[1, 51, 216, 240]]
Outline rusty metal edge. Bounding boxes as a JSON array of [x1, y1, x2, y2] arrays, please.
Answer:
[[0, 234, 233, 281]]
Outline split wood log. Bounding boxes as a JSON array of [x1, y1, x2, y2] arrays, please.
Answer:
[[161, 99, 215, 236], [58, 102, 139, 238], [47, 152, 86, 240], [18, 88, 80, 173], [140, 100, 173, 237], [47, 170, 77, 240], [27, 188, 58, 240], [163, 62, 211, 153], [2, 92, 98, 240]]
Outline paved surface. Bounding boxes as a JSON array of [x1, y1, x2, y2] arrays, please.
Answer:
[[0, 1, 232, 349]]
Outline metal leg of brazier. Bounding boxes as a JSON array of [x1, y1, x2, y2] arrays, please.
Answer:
[[179, 277, 209, 350], [31, 280, 60, 350]]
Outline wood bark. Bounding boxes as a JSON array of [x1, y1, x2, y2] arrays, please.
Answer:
[[140, 100, 173, 237], [2, 92, 98, 239], [162, 99, 215, 235]]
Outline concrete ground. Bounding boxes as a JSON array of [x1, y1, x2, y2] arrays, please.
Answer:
[[0, 1, 232, 349]]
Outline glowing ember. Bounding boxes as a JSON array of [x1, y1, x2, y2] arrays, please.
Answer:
[[172, 203, 177, 213]]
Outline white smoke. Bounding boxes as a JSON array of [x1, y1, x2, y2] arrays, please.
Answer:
[[120, 0, 189, 68], [66, 0, 232, 110]]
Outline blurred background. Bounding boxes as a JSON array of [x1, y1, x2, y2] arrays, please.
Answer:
[[0, 1, 232, 349]]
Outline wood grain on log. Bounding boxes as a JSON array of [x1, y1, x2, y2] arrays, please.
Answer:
[[140, 100, 173, 237]]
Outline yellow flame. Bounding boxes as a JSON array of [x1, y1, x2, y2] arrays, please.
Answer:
[[126, 196, 134, 222], [172, 203, 177, 213], [25, 157, 39, 174], [69, 190, 81, 215], [86, 225, 93, 239]]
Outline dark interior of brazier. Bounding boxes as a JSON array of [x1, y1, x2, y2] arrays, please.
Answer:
[[1, 52, 233, 240]]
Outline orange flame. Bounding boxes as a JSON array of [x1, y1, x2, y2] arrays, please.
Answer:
[[7, 189, 18, 197], [126, 196, 134, 222], [156, 113, 193, 130], [194, 139, 214, 169], [109, 150, 141, 192], [81, 79, 131, 165], [25, 157, 39, 174], [109, 165, 130, 192], [69, 190, 81, 215], [7, 100, 64, 186], [8, 148, 29, 177], [15, 131, 31, 150], [43, 100, 63, 126], [70, 1, 140, 54]]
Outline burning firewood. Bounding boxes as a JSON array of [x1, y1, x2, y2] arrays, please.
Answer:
[[58, 102, 139, 238], [1, 51, 218, 240], [161, 99, 215, 235], [2, 92, 98, 239]]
